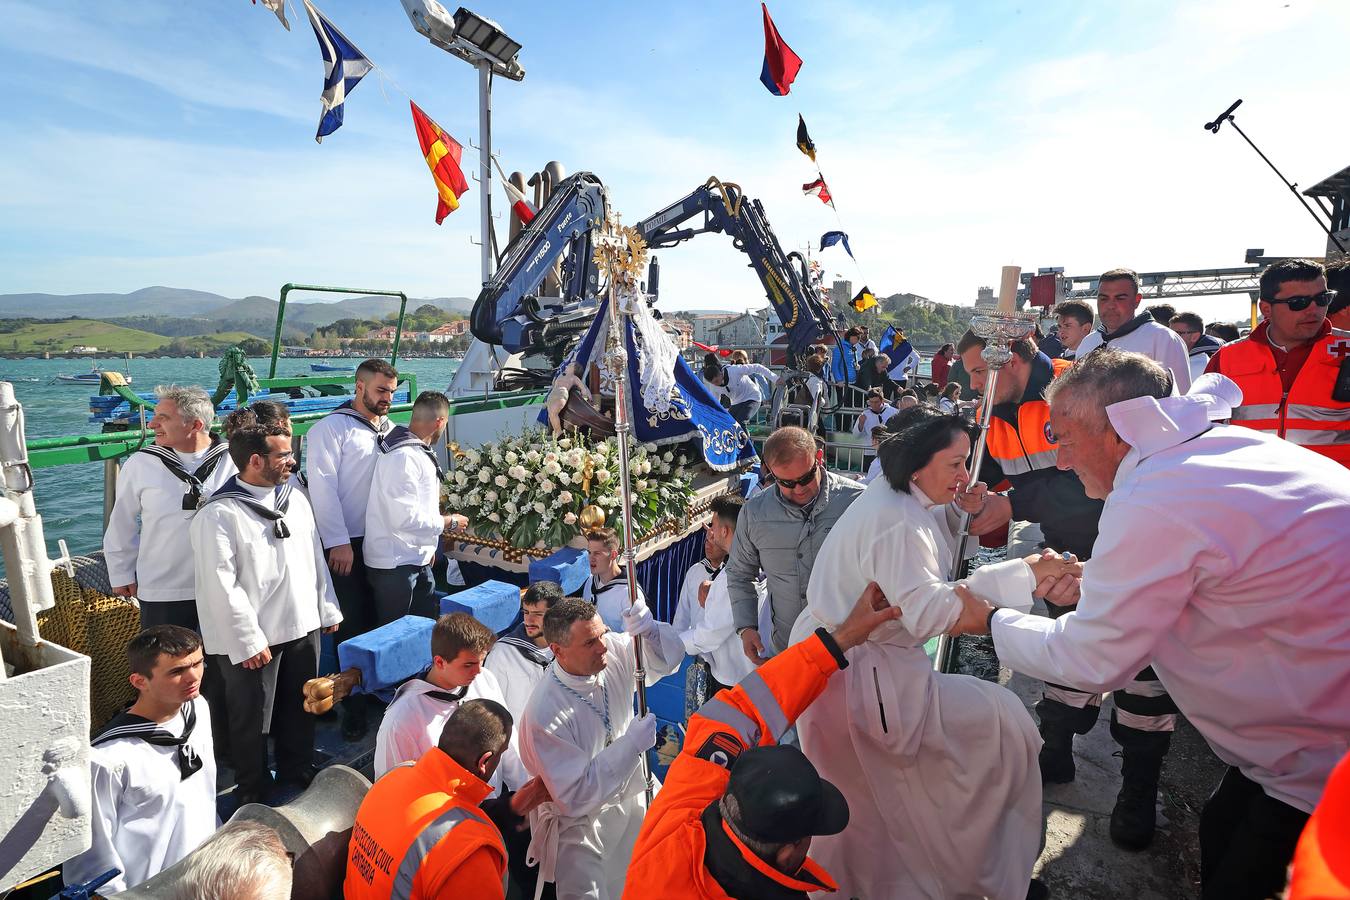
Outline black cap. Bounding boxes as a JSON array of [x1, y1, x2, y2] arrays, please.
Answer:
[[725, 745, 849, 843]]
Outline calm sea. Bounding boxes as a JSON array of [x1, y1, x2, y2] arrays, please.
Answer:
[[0, 356, 462, 580]]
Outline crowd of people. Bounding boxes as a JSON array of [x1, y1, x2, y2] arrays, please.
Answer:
[[63, 259, 1350, 899]]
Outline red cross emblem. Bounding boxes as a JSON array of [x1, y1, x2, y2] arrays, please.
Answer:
[[1329, 340, 1350, 361]]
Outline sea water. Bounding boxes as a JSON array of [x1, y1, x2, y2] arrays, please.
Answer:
[[0, 356, 462, 580]]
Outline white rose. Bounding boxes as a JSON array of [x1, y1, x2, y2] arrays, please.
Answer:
[[636, 479, 649, 491], [484, 490, 498, 503], [541, 479, 555, 493], [544, 452, 559, 465], [534, 501, 547, 514], [675, 467, 687, 478], [453, 470, 467, 486], [557, 471, 572, 485], [643, 443, 658, 453], [558, 490, 573, 504], [447, 493, 461, 506], [596, 469, 611, 484], [662, 451, 674, 463], [495, 474, 509, 488], [563, 512, 578, 525], [640, 460, 652, 475], [524, 450, 540, 464], [558, 438, 572, 449], [487, 512, 501, 523], [504, 501, 517, 514], [505, 451, 518, 464], [478, 469, 491, 483], [544, 461, 561, 476]]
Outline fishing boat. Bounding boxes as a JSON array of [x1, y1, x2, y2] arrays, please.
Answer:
[[309, 362, 355, 372], [54, 365, 131, 386]]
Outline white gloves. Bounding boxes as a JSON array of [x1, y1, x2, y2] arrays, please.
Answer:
[[622, 597, 655, 637], [622, 712, 658, 752]]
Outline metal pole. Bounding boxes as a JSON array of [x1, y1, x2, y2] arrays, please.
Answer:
[[606, 282, 653, 805], [478, 60, 496, 283], [102, 459, 120, 533]]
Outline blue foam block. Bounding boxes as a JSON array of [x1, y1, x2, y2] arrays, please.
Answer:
[[440, 579, 520, 634], [337, 615, 434, 696], [529, 547, 590, 595]]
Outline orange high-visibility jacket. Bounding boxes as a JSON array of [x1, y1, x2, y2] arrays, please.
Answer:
[[623, 632, 843, 899], [1287, 751, 1350, 899], [1211, 321, 1350, 467], [345, 748, 508, 900]]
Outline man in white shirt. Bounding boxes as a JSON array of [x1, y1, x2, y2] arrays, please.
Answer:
[[65, 626, 218, 894], [520, 596, 685, 900], [1169, 311, 1223, 383], [372, 612, 528, 790], [702, 359, 781, 425], [364, 390, 465, 624], [106, 385, 237, 629], [1074, 267, 1192, 392], [951, 351, 1350, 900], [305, 358, 397, 739], [582, 527, 647, 633], [678, 495, 759, 694], [485, 581, 562, 720], [672, 523, 725, 636], [191, 423, 342, 804]]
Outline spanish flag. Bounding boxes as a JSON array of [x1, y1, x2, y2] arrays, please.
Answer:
[[410, 101, 469, 224]]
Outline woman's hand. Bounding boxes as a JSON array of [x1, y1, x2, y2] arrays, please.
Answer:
[[1024, 549, 1084, 585]]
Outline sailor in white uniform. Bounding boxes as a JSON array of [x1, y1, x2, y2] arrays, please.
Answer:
[[484, 581, 562, 721], [64, 626, 218, 895], [581, 527, 647, 633], [105, 385, 236, 629], [1073, 268, 1193, 392], [364, 391, 464, 625], [304, 358, 397, 739], [678, 495, 759, 693], [190, 423, 342, 804], [520, 596, 685, 900], [372, 611, 528, 790]]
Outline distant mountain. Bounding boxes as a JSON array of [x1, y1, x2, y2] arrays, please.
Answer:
[[0, 288, 475, 332]]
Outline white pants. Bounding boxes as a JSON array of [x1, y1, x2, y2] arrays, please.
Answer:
[[554, 791, 647, 900]]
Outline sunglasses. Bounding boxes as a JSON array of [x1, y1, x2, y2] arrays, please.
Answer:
[[1264, 290, 1336, 312], [769, 461, 818, 490]]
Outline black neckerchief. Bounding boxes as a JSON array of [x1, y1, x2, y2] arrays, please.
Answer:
[[94, 702, 203, 781], [498, 622, 551, 668], [138, 439, 230, 510], [329, 400, 390, 435], [379, 425, 445, 480], [700, 557, 723, 579], [204, 475, 293, 539], [419, 670, 468, 704], [1099, 312, 1153, 344], [700, 802, 824, 900]]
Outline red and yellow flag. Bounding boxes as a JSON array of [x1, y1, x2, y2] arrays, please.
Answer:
[[409, 100, 469, 224]]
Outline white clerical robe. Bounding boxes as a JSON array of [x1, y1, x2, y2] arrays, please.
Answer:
[[190, 481, 342, 664], [483, 625, 554, 722], [63, 698, 218, 894], [519, 626, 683, 900], [790, 479, 1043, 900], [992, 384, 1350, 814], [372, 669, 528, 790], [680, 568, 759, 687]]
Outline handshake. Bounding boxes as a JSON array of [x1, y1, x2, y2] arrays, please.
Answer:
[[948, 549, 1084, 637]]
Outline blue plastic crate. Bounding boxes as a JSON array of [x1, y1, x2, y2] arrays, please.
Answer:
[[529, 547, 590, 595]]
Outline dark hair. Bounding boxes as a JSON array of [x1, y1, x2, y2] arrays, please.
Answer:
[[431, 612, 496, 664], [865, 387, 885, 403], [1098, 268, 1140, 295], [523, 581, 564, 608], [709, 494, 743, 531], [898, 388, 919, 400], [702, 359, 726, 385], [224, 399, 292, 438], [543, 597, 598, 645], [412, 390, 450, 421], [870, 425, 888, 439], [1054, 300, 1094, 326], [227, 423, 288, 472], [956, 329, 1037, 361], [938, 342, 955, 355], [845, 326, 862, 339], [356, 358, 398, 380], [942, 381, 962, 400], [802, 355, 824, 376], [1206, 322, 1240, 342], [1169, 312, 1204, 332], [1326, 260, 1350, 312], [438, 698, 513, 769], [923, 383, 940, 398], [127, 625, 202, 679], [1146, 304, 1176, 325], [1259, 258, 1324, 301], [877, 406, 978, 494]]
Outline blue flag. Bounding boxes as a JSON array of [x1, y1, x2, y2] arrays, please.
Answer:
[[304, 0, 373, 143], [830, 341, 857, 383], [820, 230, 853, 259], [879, 325, 919, 380]]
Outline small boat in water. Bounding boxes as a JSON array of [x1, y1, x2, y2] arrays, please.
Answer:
[[310, 362, 355, 372], [55, 365, 131, 385]]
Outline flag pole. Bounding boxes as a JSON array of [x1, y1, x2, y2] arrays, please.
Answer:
[[596, 218, 655, 805]]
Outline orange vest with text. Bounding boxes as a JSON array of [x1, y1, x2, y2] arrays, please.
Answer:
[[1211, 322, 1350, 468], [344, 748, 507, 900], [984, 357, 1072, 480]]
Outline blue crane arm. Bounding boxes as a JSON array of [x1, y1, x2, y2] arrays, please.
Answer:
[[636, 178, 838, 364], [469, 171, 609, 352]]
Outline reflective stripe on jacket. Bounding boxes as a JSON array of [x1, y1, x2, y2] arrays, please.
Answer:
[[1212, 322, 1350, 467], [623, 632, 843, 899], [985, 356, 1072, 477], [345, 748, 507, 900]]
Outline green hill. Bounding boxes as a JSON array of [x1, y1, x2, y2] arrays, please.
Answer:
[[0, 320, 269, 355]]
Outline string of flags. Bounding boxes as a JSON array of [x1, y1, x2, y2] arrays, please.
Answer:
[[304, 0, 372, 144]]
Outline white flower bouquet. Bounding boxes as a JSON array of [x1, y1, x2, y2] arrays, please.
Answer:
[[445, 430, 696, 550]]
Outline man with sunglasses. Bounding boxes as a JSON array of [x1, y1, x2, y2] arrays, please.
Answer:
[[1207, 258, 1350, 467], [727, 427, 863, 666]]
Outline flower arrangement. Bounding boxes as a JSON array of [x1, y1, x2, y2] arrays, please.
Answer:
[[444, 430, 697, 550]]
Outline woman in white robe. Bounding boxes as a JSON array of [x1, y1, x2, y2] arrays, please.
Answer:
[[790, 406, 1077, 900]]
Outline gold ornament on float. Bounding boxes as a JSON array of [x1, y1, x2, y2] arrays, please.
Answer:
[[578, 505, 606, 530]]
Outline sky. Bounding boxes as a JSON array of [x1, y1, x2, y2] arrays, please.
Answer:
[[2, 0, 1348, 325]]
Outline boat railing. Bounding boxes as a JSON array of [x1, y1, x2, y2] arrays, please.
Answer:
[[269, 283, 410, 379]]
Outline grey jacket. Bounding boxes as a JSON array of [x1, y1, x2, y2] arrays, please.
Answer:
[[727, 471, 865, 653]]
